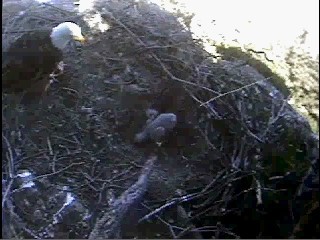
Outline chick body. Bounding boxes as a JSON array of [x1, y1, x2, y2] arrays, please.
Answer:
[[135, 113, 177, 143]]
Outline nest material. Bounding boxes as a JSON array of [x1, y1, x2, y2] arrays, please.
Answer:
[[2, 0, 82, 52], [2, 0, 318, 239]]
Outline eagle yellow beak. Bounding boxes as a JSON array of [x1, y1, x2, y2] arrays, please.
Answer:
[[73, 35, 86, 43]]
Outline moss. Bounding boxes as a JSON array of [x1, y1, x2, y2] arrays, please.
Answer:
[[216, 45, 291, 97], [216, 44, 319, 133]]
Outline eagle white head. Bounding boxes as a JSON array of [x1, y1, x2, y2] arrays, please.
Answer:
[[50, 22, 85, 50]]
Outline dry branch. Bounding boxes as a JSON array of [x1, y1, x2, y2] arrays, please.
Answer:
[[89, 155, 157, 239]]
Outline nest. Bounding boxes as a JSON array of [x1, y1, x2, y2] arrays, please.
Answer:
[[2, 0, 318, 239], [2, 0, 82, 52]]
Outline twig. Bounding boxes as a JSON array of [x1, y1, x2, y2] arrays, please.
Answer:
[[141, 202, 182, 238], [2, 133, 14, 178], [3, 29, 50, 34], [138, 193, 198, 223], [260, 96, 289, 140], [28, 162, 84, 182], [2, 133, 16, 209], [104, 11, 220, 95], [47, 137, 53, 156], [62, 87, 79, 95], [42, 3, 74, 15], [196, 126, 217, 150], [247, 48, 274, 62], [200, 78, 268, 107], [254, 177, 263, 205], [89, 155, 157, 239], [2, 179, 14, 208]]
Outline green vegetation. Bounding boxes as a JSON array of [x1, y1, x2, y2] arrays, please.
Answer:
[[215, 31, 319, 133]]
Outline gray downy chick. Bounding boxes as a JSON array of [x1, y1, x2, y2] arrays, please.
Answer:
[[134, 113, 177, 144], [145, 108, 159, 122]]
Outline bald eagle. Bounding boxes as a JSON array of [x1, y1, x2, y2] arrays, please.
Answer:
[[2, 22, 85, 103]]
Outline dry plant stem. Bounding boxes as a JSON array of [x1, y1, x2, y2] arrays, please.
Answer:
[[140, 170, 236, 223], [104, 11, 220, 94], [247, 48, 274, 62], [140, 202, 180, 238], [2, 179, 14, 209], [236, 99, 264, 143], [139, 191, 201, 223], [260, 96, 289, 140], [42, 2, 73, 14], [175, 205, 203, 239], [26, 162, 84, 183], [200, 78, 269, 107], [2, 133, 16, 208], [89, 155, 157, 239]]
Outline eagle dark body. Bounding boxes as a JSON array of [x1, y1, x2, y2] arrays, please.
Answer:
[[2, 30, 63, 100]]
